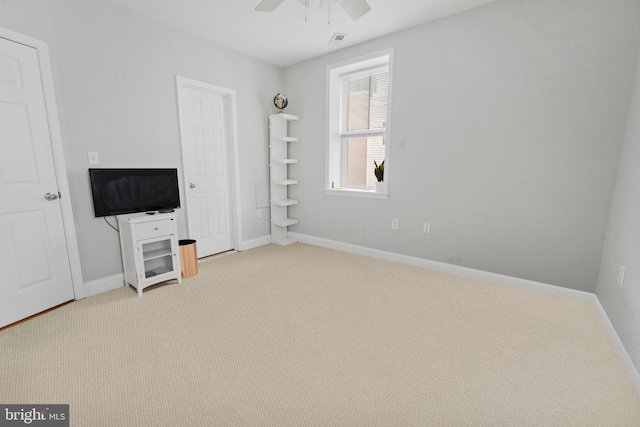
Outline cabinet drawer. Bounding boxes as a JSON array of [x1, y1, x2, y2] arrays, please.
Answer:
[[135, 220, 174, 240]]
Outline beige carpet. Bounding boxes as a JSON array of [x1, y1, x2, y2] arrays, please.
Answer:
[[1, 243, 639, 426]]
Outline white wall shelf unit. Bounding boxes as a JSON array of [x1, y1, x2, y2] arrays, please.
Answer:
[[272, 179, 298, 186], [272, 199, 298, 207], [269, 113, 299, 246], [117, 212, 182, 296]]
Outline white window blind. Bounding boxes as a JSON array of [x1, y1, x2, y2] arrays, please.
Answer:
[[340, 68, 389, 188], [341, 68, 388, 138]]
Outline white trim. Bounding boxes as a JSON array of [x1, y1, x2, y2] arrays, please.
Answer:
[[175, 76, 243, 253], [340, 128, 387, 139], [0, 27, 85, 300], [83, 274, 125, 298], [288, 231, 640, 394], [324, 188, 388, 199], [239, 235, 272, 251], [326, 48, 394, 194], [592, 297, 640, 393], [290, 232, 593, 300]]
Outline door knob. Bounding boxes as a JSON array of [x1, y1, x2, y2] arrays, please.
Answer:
[[44, 192, 59, 201], [189, 183, 196, 188]]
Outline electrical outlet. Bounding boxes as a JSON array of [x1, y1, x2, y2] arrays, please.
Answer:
[[391, 219, 399, 230], [423, 223, 431, 234], [257, 209, 262, 219], [618, 265, 626, 288]]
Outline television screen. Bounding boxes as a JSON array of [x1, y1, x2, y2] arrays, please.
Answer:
[[89, 168, 180, 217]]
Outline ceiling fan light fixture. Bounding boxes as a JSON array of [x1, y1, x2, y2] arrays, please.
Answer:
[[256, 0, 370, 20]]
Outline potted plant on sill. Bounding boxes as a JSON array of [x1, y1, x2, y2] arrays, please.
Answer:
[[374, 160, 384, 193]]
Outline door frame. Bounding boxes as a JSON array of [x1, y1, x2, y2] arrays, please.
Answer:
[[0, 26, 85, 299], [175, 76, 242, 253]]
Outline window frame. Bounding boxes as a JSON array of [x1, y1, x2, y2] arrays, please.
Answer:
[[325, 49, 394, 199]]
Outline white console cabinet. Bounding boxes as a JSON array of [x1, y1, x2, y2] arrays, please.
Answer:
[[117, 212, 181, 296], [269, 113, 299, 246]]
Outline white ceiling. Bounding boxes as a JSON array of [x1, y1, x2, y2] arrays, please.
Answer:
[[107, 0, 497, 68]]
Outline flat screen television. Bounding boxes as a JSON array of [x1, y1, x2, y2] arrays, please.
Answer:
[[89, 168, 180, 217]]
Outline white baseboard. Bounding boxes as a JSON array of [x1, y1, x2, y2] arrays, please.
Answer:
[[83, 274, 125, 298], [592, 298, 640, 394], [289, 232, 592, 301], [289, 232, 640, 394], [238, 235, 272, 251]]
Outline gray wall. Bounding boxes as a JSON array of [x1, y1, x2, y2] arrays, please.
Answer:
[[283, 0, 640, 292], [0, 0, 55, 43], [597, 50, 640, 375], [0, 0, 282, 282]]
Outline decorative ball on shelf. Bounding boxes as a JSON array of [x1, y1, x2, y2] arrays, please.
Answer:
[[274, 92, 288, 113]]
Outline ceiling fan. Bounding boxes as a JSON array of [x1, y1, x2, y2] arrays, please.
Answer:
[[255, 0, 372, 21]]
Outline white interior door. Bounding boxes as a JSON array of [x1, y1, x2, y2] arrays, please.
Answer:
[[177, 79, 234, 257], [0, 37, 75, 327]]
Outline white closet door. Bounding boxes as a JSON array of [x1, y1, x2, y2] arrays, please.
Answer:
[[177, 80, 234, 257], [0, 37, 74, 327]]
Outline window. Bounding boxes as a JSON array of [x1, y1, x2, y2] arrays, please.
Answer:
[[326, 50, 393, 198]]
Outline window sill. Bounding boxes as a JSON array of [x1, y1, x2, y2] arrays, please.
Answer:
[[324, 188, 388, 199]]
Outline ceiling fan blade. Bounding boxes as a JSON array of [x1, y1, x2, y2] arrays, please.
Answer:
[[255, 0, 286, 12], [339, 0, 371, 20]]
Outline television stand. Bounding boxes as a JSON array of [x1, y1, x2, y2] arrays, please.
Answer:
[[117, 212, 181, 296], [158, 208, 174, 213]]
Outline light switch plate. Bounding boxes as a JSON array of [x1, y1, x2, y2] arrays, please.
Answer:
[[88, 151, 100, 165]]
